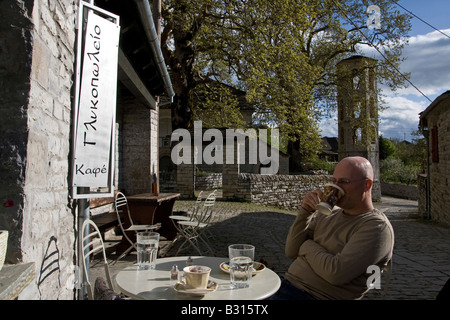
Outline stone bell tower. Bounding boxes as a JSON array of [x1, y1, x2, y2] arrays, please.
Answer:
[[337, 56, 381, 200]]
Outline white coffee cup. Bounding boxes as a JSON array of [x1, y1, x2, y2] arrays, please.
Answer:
[[183, 265, 211, 289]]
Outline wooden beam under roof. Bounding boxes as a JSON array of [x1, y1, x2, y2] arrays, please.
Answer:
[[117, 48, 157, 109]]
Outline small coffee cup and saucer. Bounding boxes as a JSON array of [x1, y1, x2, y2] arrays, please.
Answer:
[[173, 265, 217, 296]]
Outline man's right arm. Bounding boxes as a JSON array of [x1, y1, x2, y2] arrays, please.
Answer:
[[285, 207, 316, 259], [285, 189, 322, 259]]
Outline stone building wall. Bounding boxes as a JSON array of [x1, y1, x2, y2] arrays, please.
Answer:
[[0, 0, 77, 300], [121, 99, 155, 195], [1, 0, 166, 300], [421, 97, 450, 227]]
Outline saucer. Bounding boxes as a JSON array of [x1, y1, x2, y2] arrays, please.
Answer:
[[219, 261, 265, 275], [174, 280, 218, 296]]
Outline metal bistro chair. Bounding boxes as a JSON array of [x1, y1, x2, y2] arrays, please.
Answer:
[[113, 192, 161, 264], [81, 219, 116, 300], [174, 191, 216, 255], [168, 190, 206, 245]]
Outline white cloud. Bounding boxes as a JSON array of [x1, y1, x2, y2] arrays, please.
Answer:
[[380, 29, 450, 140], [398, 29, 450, 98], [379, 95, 427, 140], [319, 117, 338, 137], [359, 29, 450, 99]]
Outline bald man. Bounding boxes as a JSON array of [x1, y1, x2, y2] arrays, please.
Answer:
[[269, 156, 394, 300]]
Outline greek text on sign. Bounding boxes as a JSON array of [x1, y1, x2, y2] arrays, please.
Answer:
[[73, 11, 120, 187]]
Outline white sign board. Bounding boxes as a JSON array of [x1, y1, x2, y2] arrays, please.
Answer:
[[73, 9, 120, 191]]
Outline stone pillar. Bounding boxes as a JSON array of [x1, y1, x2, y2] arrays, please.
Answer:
[[176, 163, 195, 199], [222, 140, 240, 199], [174, 140, 195, 199], [337, 56, 381, 201], [122, 100, 152, 195]]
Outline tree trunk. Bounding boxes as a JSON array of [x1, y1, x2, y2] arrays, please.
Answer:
[[288, 139, 303, 173], [171, 92, 191, 131]]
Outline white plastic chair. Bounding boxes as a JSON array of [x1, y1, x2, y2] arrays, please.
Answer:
[[113, 192, 161, 263], [81, 219, 115, 300]]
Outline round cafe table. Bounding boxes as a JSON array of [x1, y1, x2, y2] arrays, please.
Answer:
[[115, 256, 281, 300]]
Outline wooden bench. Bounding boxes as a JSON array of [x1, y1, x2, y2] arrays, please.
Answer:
[[90, 194, 122, 240], [92, 211, 121, 237]]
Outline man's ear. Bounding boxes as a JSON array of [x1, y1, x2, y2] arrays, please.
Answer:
[[365, 179, 373, 192]]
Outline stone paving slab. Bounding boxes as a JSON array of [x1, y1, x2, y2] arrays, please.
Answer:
[[90, 196, 450, 300]]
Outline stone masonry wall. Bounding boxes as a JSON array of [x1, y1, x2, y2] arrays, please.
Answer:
[[195, 173, 222, 190], [0, 1, 33, 264], [3, 1, 77, 300], [22, 0, 76, 300], [380, 181, 418, 200], [235, 174, 330, 210], [121, 100, 151, 195], [425, 102, 450, 227]]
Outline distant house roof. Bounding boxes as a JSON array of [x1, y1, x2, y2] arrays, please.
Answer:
[[321, 137, 338, 155]]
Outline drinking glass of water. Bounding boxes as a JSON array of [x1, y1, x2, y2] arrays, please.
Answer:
[[228, 244, 255, 288], [137, 231, 160, 270]]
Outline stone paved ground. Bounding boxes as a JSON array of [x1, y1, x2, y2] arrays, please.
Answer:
[[91, 196, 450, 300]]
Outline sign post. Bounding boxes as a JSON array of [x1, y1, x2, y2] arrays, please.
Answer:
[[72, 1, 120, 299]]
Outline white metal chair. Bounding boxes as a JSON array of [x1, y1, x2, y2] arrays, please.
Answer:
[[113, 192, 161, 263], [81, 219, 115, 300], [168, 190, 206, 241], [173, 191, 216, 255], [195, 190, 205, 206], [167, 191, 203, 253]]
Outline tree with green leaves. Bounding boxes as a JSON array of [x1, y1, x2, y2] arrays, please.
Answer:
[[379, 135, 396, 160], [160, 0, 411, 170]]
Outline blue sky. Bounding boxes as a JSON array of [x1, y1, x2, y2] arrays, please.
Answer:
[[320, 0, 450, 142]]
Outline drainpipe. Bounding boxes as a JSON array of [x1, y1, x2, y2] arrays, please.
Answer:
[[134, 0, 175, 103], [419, 116, 431, 221]]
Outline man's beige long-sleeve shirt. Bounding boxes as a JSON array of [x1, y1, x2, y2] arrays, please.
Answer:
[[284, 207, 394, 300]]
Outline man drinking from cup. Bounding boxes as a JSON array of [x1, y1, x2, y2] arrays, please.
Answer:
[[269, 156, 394, 300]]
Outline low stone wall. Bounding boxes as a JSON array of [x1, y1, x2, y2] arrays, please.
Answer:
[[380, 181, 418, 200], [233, 175, 420, 210], [195, 173, 222, 190], [417, 174, 427, 218], [235, 173, 330, 210]]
